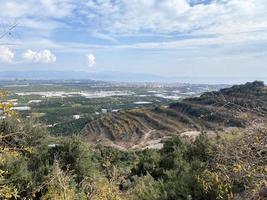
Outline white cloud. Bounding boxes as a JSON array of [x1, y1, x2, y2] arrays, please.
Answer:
[[22, 49, 56, 63], [0, 0, 267, 52], [0, 47, 14, 63], [81, 0, 267, 34], [0, 0, 74, 19], [115, 31, 267, 50], [0, 0, 267, 38], [87, 53, 96, 67]]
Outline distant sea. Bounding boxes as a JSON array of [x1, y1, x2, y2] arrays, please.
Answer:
[[174, 77, 267, 85]]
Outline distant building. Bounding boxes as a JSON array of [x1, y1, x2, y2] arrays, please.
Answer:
[[101, 109, 108, 114], [28, 100, 42, 104], [73, 115, 81, 120], [12, 106, 31, 111], [134, 101, 152, 105]]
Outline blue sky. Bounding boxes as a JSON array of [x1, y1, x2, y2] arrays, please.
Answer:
[[0, 0, 266, 77]]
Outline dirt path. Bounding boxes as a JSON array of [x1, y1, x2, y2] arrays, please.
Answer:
[[131, 129, 154, 149]]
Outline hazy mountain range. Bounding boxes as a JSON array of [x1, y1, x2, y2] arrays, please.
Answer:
[[0, 70, 266, 84]]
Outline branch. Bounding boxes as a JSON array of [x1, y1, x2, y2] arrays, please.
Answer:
[[0, 131, 28, 140], [0, 22, 18, 40]]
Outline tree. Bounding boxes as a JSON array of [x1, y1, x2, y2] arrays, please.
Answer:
[[41, 160, 76, 200], [0, 91, 20, 199]]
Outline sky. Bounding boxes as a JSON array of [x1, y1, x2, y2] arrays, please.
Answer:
[[0, 0, 266, 78]]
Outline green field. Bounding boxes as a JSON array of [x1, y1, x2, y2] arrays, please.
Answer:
[[0, 80, 225, 135]]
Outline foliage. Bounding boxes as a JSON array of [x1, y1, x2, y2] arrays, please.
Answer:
[[40, 160, 76, 200], [127, 134, 211, 200], [78, 177, 122, 200], [197, 130, 267, 200], [126, 129, 267, 200], [126, 174, 162, 200], [0, 91, 24, 199], [0, 85, 266, 200]]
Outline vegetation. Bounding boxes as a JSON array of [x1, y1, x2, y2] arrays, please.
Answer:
[[84, 81, 267, 148], [2, 79, 201, 135], [1, 82, 266, 199]]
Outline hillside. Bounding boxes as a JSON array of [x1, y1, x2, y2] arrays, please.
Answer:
[[82, 81, 267, 149], [1, 81, 266, 200]]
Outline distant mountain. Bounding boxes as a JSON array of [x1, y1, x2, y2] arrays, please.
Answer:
[[82, 81, 267, 149], [0, 71, 90, 80], [0, 70, 178, 83], [0, 70, 266, 84]]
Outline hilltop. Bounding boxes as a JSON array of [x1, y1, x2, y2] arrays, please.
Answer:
[[82, 81, 267, 149]]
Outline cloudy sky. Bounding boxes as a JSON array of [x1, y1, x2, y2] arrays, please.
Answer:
[[0, 0, 266, 78]]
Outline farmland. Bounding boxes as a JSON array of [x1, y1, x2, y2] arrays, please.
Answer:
[[0, 80, 226, 135]]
